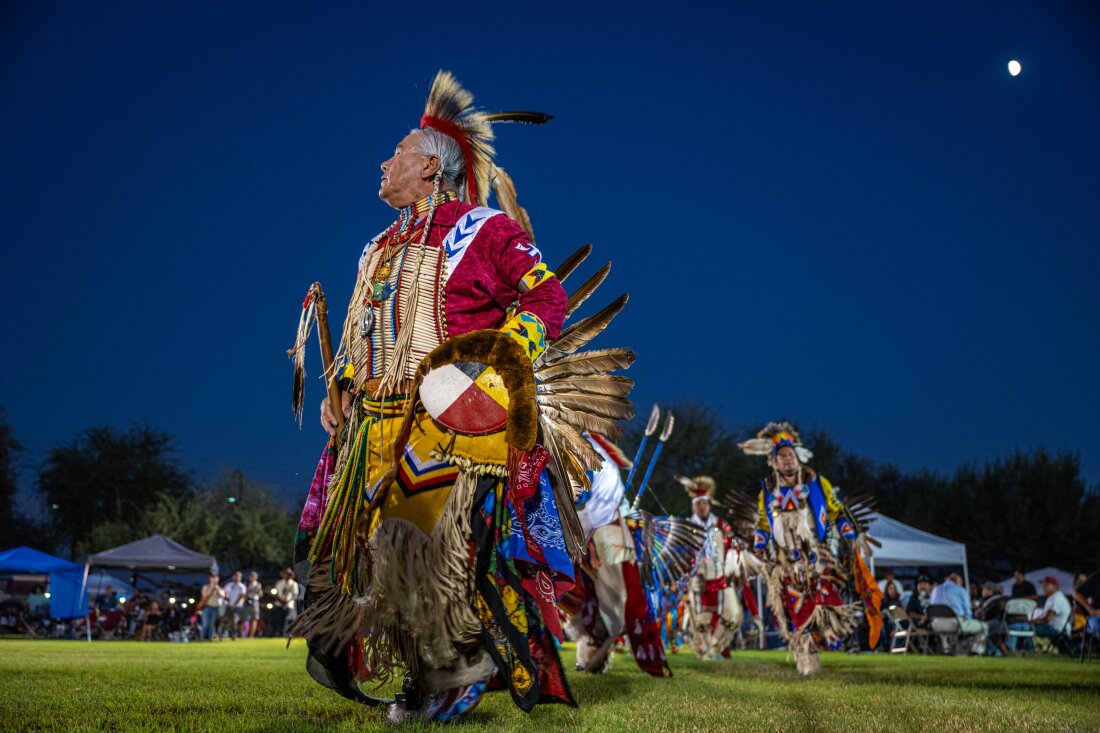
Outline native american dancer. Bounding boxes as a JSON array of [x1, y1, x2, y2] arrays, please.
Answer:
[[677, 476, 760, 659], [287, 72, 635, 722], [563, 435, 702, 676], [738, 423, 879, 676]]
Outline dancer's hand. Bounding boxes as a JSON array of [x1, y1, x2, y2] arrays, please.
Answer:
[[321, 393, 352, 435]]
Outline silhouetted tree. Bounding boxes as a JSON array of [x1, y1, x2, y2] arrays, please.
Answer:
[[0, 408, 21, 541], [142, 470, 296, 573], [37, 425, 192, 555]]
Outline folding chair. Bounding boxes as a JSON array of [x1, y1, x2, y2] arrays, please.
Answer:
[[927, 604, 969, 655], [97, 609, 127, 640], [1080, 624, 1097, 663], [1003, 598, 1037, 655], [887, 605, 913, 653]]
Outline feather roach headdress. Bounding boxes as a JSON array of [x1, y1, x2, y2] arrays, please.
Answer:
[[420, 70, 553, 207], [738, 421, 813, 465], [676, 475, 716, 502], [420, 71, 495, 206]]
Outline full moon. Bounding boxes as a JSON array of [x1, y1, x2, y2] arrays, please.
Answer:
[[1008, 59, 1022, 76]]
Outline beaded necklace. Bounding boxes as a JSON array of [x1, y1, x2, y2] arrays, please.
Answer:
[[358, 190, 455, 338]]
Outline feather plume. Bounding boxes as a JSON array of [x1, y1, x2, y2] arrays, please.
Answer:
[[490, 166, 535, 241], [535, 347, 636, 380], [535, 374, 634, 397], [553, 244, 593, 284], [565, 263, 611, 318], [544, 294, 629, 358], [485, 111, 554, 125], [288, 293, 317, 428]]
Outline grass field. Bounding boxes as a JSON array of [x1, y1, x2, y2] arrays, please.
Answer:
[[1, 639, 1097, 732]]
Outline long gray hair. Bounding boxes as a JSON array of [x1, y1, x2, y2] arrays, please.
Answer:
[[412, 127, 467, 201]]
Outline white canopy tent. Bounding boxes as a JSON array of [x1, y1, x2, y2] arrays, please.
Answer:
[[865, 512, 970, 589], [998, 566, 1075, 595]]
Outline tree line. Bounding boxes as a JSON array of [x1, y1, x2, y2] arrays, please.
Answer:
[[1, 409, 296, 572], [621, 403, 1100, 579], [4, 404, 1098, 579]]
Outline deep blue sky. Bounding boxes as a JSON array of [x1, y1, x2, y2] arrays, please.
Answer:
[[3, 1, 1099, 506]]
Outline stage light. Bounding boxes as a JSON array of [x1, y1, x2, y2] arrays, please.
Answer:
[[169, 597, 176, 604], [266, 603, 274, 610]]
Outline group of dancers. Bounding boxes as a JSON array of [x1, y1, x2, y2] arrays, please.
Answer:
[[286, 71, 879, 723]]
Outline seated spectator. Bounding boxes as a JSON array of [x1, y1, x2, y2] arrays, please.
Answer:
[[976, 582, 1007, 655], [1072, 570, 1100, 639], [1032, 576, 1072, 654], [95, 585, 120, 612], [878, 569, 906, 596], [1009, 569, 1038, 600], [140, 600, 163, 641], [907, 576, 932, 628], [882, 581, 904, 611], [930, 572, 988, 655], [27, 586, 49, 617]]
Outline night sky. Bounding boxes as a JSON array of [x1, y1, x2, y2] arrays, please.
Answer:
[[3, 1, 1098, 506]]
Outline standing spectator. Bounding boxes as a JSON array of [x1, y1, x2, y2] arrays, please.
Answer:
[[1072, 570, 1100, 640], [976, 582, 1007, 655], [274, 568, 299, 637], [906, 576, 932, 628], [222, 571, 247, 640], [1031, 576, 1072, 654], [242, 571, 263, 638], [198, 574, 224, 641], [1009, 569, 1038, 600], [930, 573, 988, 655]]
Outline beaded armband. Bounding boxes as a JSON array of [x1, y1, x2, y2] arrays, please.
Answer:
[[521, 262, 554, 291], [500, 311, 547, 361]]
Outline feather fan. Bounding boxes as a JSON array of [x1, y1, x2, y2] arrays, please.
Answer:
[[535, 347, 636, 380], [553, 244, 593, 284], [536, 392, 634, 421], [535, 374, 634, 396], [539, 403, 623, 442], [543, 294, 629, 358], [566, 263, 611, 318]]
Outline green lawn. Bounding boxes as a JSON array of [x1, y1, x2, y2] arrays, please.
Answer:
[[0, 639, 1097, 732]]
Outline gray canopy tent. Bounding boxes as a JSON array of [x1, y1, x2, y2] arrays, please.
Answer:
[[80, 535, 218, 640], [865, 512, 970, 588]]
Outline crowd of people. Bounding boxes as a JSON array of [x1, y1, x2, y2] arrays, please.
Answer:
[[85, 567, 302, 642], [875, 567, 1100, 656]]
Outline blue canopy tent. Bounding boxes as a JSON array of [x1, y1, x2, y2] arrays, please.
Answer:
[[0, 546, 88, 619]]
